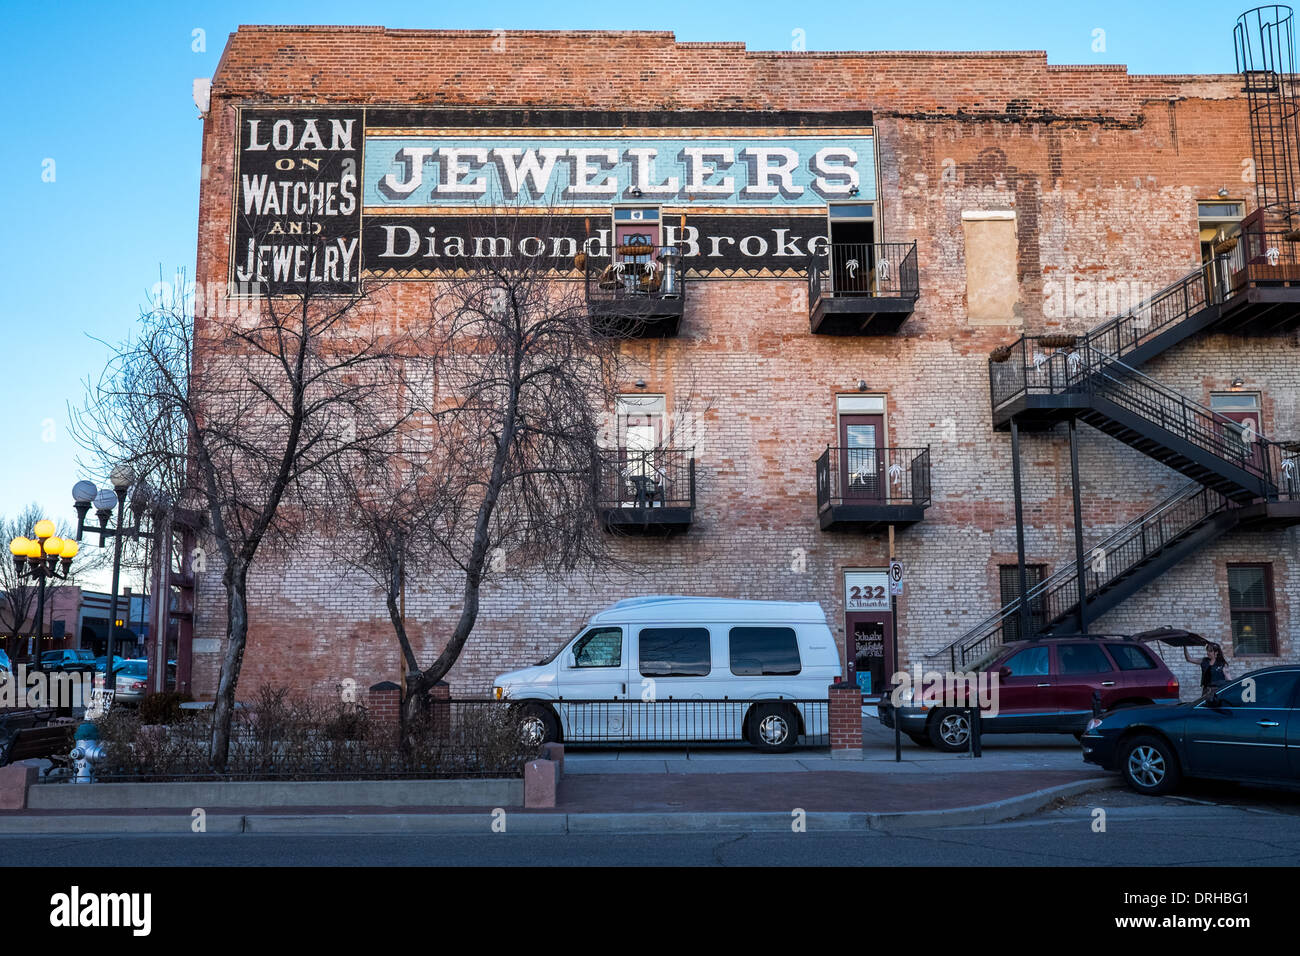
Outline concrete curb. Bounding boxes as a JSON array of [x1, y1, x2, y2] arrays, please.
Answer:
[[0, 777, 1119, 835]]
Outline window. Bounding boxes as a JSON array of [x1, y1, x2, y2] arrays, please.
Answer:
[[999, 565, 1046, 642], [1198, 201, 1245, 264], [729, 627, 801, 676], [571, 627, 622, 668], [1210, 671, 1297, 708], [1002, 645, 1049, 677], [1057, 643, 1113, 675], [1228, 564, 1277, 655], [638, 627, 711, 677], [1108, 644, 1157, 671]]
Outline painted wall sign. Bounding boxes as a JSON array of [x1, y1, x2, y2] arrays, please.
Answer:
[[230, 108, 876, 292]]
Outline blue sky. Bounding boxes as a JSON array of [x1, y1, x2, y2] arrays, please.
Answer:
[[0, 0, 1247, 585]]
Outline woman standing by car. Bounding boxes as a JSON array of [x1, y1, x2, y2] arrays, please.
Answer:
[[1184, 642, 1228, 694]]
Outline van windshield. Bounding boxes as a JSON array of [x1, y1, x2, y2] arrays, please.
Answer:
[[536, 627, 584, 666]]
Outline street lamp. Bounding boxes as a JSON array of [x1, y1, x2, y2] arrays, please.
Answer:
[[8, 521, 78, 669], [73, 466, 150, 683]]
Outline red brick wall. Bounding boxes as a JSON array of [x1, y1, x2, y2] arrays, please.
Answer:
[[186, 28, 1299, 702]]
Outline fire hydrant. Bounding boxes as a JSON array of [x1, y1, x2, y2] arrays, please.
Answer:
[[69, 722, 105, 784]]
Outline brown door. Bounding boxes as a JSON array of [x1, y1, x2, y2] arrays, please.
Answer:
[[846, 611, 892, 698], [1215, 399, 1264, 474], [839, 414, 885, 503]]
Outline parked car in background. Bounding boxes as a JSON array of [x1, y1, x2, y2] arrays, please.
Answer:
[[92, 655, 125, 675], [879, 632, 1185, 751], [113, 659, 150, 704], [1083, 665, 1300, 794], [39, 649, 96, 674], [493, 596, 842, 752]]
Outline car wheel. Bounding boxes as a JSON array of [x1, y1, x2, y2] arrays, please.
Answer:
[[928, 709, 973, 752], [516, 703, 559, 747], [1120, 734, 1181, 795], [748, 703, 799, 753], [908, 733, 933, 748]]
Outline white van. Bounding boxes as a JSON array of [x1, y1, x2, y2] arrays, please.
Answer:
[[492, 596, 841, 752]]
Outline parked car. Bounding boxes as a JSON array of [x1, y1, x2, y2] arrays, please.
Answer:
[[879, 631, 1185, 751], [1083, 665, 1300, 794], [38, 649, 96, 674], [492, 596, 842, 752], [92, 655, 125, 675], [112, 659, 151, 704]]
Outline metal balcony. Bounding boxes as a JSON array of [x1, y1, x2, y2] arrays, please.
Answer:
[[815, 446, 931, 531], [594, 447, 695, 534], [808, 241, 919, 335], [585, 244, 686, 338]]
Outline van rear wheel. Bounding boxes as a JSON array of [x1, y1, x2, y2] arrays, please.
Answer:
[[748, 703, 799, 753]]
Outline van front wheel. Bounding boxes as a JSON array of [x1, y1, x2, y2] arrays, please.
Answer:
[[516, 703, 560, 747], [748, 703, 799, 753]]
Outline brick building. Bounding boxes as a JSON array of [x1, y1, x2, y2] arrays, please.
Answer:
[[186, 24, 1300, 704]]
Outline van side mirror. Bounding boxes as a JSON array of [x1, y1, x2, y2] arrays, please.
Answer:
[[997, 666, 1012, 679], [565, 652, 577, 669]]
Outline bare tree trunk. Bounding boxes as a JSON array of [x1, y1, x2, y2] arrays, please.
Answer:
[[209, 561, 249, 769]]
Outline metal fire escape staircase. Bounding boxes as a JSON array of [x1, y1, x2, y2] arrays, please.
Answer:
[[932, 303, 1300, 669]]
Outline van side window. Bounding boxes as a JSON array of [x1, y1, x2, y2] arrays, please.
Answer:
[[572, 628, 622, 668], [729, 627, 801, 676], [639, 627, 711, 677]]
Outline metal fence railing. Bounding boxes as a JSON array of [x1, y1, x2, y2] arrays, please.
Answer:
[[815, 446, 931, 510], [594, 447, 695, 511], [809, 241, 919, 302], [541, 698, 829, 745]]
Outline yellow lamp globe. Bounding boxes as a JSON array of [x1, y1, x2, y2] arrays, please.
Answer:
[[33, 519, 55, 540], [60, 539, 79, 559], [10, 537, 29, 556], [24, 540, 42, 559], [43, 536, 65, 556]]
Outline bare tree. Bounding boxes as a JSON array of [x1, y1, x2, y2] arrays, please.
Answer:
[[74, 214, 412, 767], [361, 214, 634, 727]]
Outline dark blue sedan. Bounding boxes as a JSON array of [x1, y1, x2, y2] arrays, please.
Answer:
[[1082, 665, 1300, 794]]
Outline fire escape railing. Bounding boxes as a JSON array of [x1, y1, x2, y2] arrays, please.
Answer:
[[928, 481, 1234, 670]]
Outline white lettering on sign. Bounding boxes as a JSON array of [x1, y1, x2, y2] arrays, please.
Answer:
[[363, 135, 876, 207]]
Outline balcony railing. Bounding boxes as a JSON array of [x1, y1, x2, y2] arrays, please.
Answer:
[[584, 244, 686, 336], [815, 446, 931, 531], [594, 447, 695, 532], [809, 241, 919, 301], [807, 241, 919, 335]]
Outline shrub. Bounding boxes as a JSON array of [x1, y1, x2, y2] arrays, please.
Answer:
[[137, 692, 193, 726]]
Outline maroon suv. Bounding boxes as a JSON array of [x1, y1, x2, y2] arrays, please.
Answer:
[[878, 633, 1183, 752]]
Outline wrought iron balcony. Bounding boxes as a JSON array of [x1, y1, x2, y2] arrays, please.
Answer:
[[584, 244, 686, 338], [594, 447, 695, 534], [814, 446, 931, 531], [808, 241, 919, 335]]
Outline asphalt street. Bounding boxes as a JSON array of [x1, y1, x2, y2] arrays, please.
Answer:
[[3, 799, 1298, 866]]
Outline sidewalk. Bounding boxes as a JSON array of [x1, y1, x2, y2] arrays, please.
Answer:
[[0, 719, 1111, 835]]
